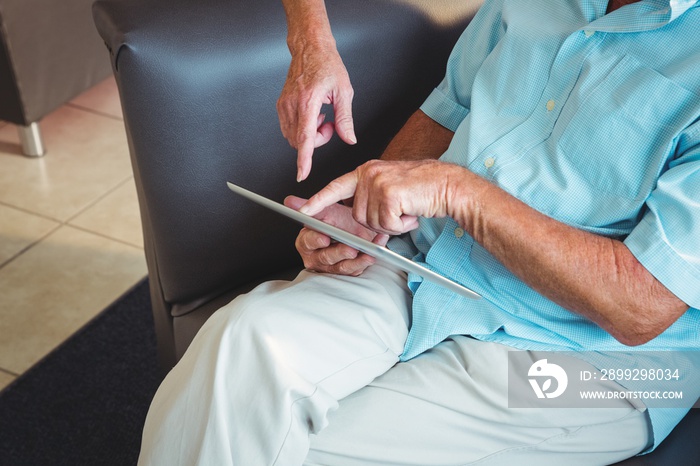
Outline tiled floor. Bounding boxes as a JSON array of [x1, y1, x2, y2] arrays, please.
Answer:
[[0, 78, 147, 390]]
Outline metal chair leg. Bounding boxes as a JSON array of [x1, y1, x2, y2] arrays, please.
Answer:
[[17, 122, 46, 157]]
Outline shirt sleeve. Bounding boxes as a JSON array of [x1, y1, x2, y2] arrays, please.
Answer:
[[624, 121, 700, 309], [420, 0, 506, 131]]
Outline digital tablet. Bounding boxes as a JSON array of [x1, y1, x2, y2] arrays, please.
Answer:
[[226, 182, 481, 300]]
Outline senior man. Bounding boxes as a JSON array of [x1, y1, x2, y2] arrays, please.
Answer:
[[138, 0, 700, 464]]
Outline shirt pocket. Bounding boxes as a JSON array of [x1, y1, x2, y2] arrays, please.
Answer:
[[557, 55, 695, 201]]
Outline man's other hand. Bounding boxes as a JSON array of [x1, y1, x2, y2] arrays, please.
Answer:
[[284, 195, 387, 276]]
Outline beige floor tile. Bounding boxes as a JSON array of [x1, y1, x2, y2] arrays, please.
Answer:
[[0, 105, 132, 221], [0, 370, 16, 392], [0, 225, 147, 374], [69, 76, 123, 119], [69, 178, 144, 248], [0, 204, 59, 266]]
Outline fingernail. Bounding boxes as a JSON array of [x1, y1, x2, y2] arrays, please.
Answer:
[[299, 204, 310, 214], [349, 133, 357, 144]]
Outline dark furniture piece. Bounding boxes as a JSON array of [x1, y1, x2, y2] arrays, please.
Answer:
[[92, 0, 698, 463], [92, 0, 481, 370], [0, 0, 112, 156]]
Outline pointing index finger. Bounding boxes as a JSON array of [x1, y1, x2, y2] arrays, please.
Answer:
[[300, 172, 358, 216], [296, 97, 326, 182]]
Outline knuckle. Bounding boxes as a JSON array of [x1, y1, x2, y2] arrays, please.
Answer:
[[352, 206, 367, 225], [327, 178, 343, 191], [362, 159, 383, 176], [317, 248, 335, 266], [336, 260, 355, 275], [340, 245, 358, 260], [297, 129, 314, 144], [299, 91, 320, 109], [277, 95, 294, 112], [325, 179, 346, 197], [282, 131, 295, 146], [313, 233, 330, 249], [296, 230, 313, 250], [299, 230, 327, 252], [335, 114, 352, 125], [381, 184, 398, 199]]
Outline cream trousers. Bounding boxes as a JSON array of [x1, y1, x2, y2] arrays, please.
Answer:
[[138, 265, 650, 466]]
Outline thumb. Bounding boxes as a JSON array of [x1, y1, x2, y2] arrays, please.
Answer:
[[283, 195, 308, 211], [333, 90, 356, 145], [373, 233, 390, 247]]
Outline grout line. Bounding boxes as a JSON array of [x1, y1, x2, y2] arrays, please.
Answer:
[[0, 174, 134, 226], [66, 102, 123, 122], [64, 175, 134, 224], [0, 200, 64, 224], [0, 224, 62, 269], [0, 367, 19, 378], [64, 223, 145, 251], [0, 221, 144, 272], [0, 175, 139, 270]]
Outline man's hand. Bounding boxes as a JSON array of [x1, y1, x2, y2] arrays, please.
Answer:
[[284, 195, 388, 276], [278, 0, 357, 182], [277, 46, 356, 182], [300, 159, 470, 235], [300, 155, 689, 345]]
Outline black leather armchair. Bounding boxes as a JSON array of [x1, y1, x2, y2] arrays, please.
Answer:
[[92, 0, 481, 369], [92, 0, 698, 463]]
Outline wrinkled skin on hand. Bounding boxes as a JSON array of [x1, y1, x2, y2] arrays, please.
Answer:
[[287, 158, 469, 277], [301, 159, 469, 236], [277, 43, 356, 182], [284, 195, 388, 276]]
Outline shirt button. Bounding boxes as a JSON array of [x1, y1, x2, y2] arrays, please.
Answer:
[[454, 227, 465, 238], [484, 157, 495, 168], [546, 100, 556, 112], [584, 30, 595, 38]]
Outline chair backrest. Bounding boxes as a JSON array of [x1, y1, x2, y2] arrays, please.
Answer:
[[93, 0, 478, 312]]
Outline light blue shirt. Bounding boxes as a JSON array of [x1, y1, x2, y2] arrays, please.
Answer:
[[389, 0, 700, 453]]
